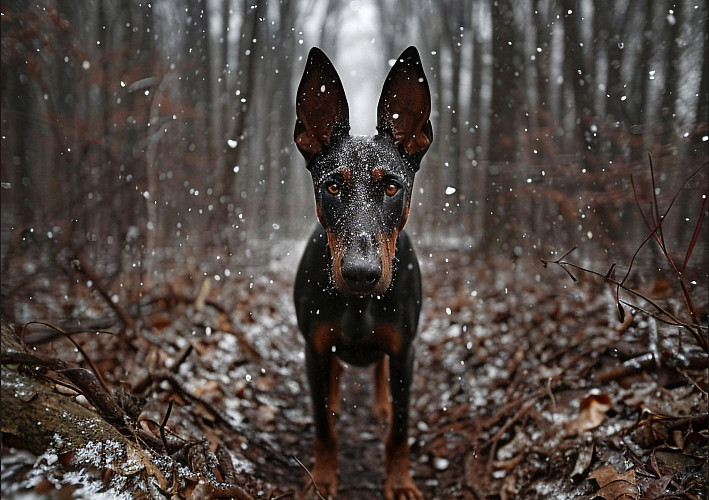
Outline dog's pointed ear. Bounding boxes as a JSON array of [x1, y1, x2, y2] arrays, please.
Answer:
[[376, 46, 433, 159], [294, 48, 350, 164]]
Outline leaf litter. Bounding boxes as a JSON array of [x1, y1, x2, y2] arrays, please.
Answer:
[[1, 238, 706, 499]]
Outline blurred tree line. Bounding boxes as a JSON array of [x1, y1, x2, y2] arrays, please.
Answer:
[[1, 0, 707, 275]]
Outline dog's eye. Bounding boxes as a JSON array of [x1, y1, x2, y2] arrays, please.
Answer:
[[385, 182, 400, 196], [327, 183, 340, 195]]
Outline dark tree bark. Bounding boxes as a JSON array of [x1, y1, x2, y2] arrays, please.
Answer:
[[561, 0, 597, 168], [489, 0, 522, 163]]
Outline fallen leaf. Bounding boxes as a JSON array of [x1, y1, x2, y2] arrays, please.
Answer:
[[566, 394, 613, 435], [589, 464, 638, 500], [570, 445, 595, 478], [653, 447, 700, 474]]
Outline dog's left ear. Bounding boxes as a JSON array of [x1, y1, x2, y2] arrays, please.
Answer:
[[294, 47, 351, 164], [376, 46, 433, 160]]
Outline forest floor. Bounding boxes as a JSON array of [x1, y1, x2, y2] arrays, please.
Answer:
[[1, 238, 707, 499]]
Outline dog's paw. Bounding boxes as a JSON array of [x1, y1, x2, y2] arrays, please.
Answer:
[[304, 463, 338, 499], [384, 472, 423, 500]]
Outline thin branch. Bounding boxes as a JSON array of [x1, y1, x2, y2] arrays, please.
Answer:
[[293, 455, 326, 500], [160, 400, 174, 454], [20, 320, 113, 395], [545, 158, 708, 353], [682, 182, 708, 273], [629, 160, 706, 280], [543, 255, 708, 352]]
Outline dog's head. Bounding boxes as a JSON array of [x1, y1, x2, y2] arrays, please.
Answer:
[[294, 47, 432, 296]]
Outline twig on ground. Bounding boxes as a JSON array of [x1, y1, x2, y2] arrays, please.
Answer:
[[486, 391, 544, 471], [160, 400, 174, 454], [293, 455, 326, 500]]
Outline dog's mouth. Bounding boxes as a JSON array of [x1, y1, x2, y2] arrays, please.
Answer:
[[325, 229, 398, 296]]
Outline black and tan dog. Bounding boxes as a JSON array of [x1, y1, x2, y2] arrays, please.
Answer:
[[293, 46, 432, 499]]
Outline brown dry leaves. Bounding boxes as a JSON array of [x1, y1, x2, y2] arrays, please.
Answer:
[[565, 393, 613, 435], [589, 465, 638, 500]]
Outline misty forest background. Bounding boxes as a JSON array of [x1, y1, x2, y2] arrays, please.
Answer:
[[2, 0, 707, 292]]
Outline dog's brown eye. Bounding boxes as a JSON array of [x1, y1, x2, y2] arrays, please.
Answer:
[[385, 183, 399, 196], [327, 183, 340, 195]]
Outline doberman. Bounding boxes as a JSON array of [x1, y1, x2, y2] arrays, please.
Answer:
[[293, 46, 432, 499]]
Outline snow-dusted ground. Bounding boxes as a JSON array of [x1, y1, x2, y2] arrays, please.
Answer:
[[1, 240, 707, 499]]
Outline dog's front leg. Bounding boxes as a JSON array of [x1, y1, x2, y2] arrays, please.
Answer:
[[384, 347, 422, 500], [304, 347, 339, 498]]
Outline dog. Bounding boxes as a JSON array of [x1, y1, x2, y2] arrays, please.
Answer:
[[293, 46, 432, 499]]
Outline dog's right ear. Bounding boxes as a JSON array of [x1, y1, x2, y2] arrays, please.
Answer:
[[294, 48, 351, 164], [376, 46, 432, 161]]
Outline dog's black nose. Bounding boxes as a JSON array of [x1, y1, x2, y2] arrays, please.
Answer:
[[341, 254, 382, 293]]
